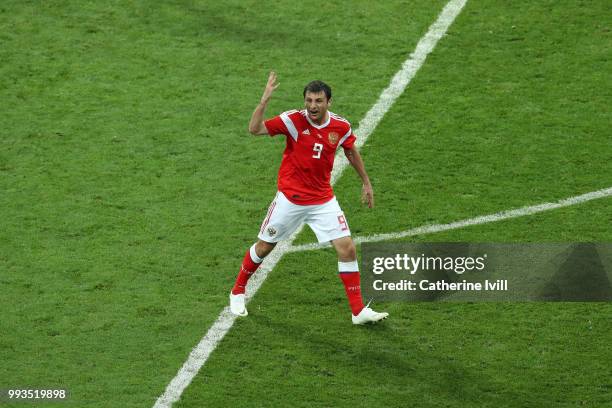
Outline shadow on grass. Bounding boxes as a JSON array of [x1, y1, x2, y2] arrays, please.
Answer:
[[247, 312, 519, 407]]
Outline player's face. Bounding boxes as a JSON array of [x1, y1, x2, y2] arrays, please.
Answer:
[[304, 91, 330, 124]]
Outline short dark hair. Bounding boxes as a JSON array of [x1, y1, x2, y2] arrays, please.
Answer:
[[303, 80, 332, 101]]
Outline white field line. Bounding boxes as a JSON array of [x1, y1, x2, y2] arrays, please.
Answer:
[[288, 186, 612, 253], [153, 1, 468, 406]]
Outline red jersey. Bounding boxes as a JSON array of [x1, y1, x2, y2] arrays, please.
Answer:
[[264, 109, 357, 205]]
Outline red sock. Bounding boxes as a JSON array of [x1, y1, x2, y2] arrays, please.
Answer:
[[231, 247, 262, 295], [339, 272, 364, 315]]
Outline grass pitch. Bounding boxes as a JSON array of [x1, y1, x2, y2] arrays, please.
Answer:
[[1, 1, 611, 407]]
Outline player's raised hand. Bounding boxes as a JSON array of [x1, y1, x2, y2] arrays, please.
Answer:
[[361, 183, 374, 208], [261, 71, 280, 103]]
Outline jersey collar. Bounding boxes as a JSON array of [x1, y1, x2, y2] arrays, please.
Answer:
[[305, 111, 331, 129]]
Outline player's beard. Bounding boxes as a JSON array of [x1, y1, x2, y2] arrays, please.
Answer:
[[309, 109, 326, 123]]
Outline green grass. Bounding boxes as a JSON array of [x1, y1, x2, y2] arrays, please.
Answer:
[[1, 0, 611, 407], [180, 202, 612, 408]]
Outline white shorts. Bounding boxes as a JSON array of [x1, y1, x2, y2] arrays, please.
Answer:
[[258, 191, 351, 243]]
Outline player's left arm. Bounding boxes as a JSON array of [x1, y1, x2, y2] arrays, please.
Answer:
[[344, 146, 374, 208]]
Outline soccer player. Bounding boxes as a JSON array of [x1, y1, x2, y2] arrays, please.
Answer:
[[229, 71, 388, 325]]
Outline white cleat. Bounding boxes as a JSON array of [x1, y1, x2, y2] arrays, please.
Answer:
[[352, 306, 388, 325], [229, 292, 248, 317]]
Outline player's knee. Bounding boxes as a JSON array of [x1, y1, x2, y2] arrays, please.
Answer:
[[255, 240, 276, 258], [346, 242, 356, 260], [337, 239, 356, 261]]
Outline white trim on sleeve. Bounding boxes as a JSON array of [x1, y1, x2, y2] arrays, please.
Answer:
[[338, 127, 353, 147], [280, 112, 299, 141]]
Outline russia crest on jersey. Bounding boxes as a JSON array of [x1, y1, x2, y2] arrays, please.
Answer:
[[328, 132, 339, 144]]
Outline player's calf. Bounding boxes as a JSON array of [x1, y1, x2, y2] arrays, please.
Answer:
[[229, 241, 274, 317], [338, 260, 365, 316], [336, 254, 389, 324]]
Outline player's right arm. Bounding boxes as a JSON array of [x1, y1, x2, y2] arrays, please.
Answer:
[[248, 71, 279, 135]]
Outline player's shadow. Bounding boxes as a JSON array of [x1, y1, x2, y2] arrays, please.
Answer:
[[250, 313, 518, 406]]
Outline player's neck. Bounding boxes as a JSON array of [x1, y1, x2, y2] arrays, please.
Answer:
[[312, 111, 329, 126]]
